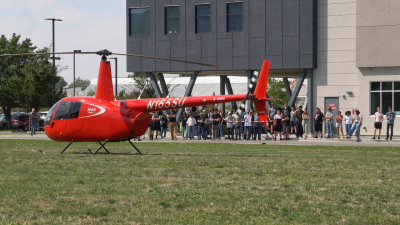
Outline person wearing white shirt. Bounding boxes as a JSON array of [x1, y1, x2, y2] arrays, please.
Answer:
[[344, 111, 353, 139], [373, 107, 383, 140], [348, 110, 363, 141], [243, 110, 253, 141], [187, 113, 197, 140]]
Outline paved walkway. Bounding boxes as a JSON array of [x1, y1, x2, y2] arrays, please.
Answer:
[[1, 133, 399, 147]]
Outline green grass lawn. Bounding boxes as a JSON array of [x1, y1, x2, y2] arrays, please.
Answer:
[[0, 140, 399, 224]]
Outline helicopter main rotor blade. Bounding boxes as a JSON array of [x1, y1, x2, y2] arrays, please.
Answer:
[[0, 52, 97, 57], [112, 53, 219, 68]]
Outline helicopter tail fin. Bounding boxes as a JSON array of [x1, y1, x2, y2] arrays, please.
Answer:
[[253, 60, 270, 123], [95, 61, 114, 101]]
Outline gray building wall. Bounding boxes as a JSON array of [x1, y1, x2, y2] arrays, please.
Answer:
[[357, 0, 400, 67], [126, 0, 317, 73]]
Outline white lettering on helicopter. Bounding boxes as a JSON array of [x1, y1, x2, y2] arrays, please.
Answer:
[[79, 104, 106, 118], [87, 108, 96, 113], [147, 98, 187, 110]]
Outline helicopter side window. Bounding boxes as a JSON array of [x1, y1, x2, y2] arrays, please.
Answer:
[[53, 102, 73, 121], [69, 102, 82, 119]]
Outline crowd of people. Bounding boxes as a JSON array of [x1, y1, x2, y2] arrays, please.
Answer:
[[141, 104, 396, 142]]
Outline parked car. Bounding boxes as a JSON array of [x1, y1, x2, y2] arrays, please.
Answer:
[[0, 114, 7, 130], [12, 113, 30, 130], [39, 111, 48, 120]]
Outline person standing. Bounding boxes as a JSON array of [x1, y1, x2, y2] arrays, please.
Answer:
[[226, 112, 235, 141], [348, 110, 363, 141], [244, 110, 253, 141], [283, 111, 291, 140], [152, 111, 162, 140], [273, 109, 283, 141], [29, 108, 38, 136], [345, 111, 353, 139], [336, 111, 345, 139], [302, 109, 310, 139], [386, 107, 396, 141], [283, 103, 291, 116], [290, 106, 297, 135], [197, 113, 206, 140], [233, 111, 241, 140], [373, 107, 383, 140], [160, 115, 168, 139], [314, 108, 325, 138], [211, 109, 221, 141], [187, 113, 197, 140], [325, 107, 333, 139], [219, 112, 226, 138], [295, 106, 304, 139], [253, 111, 263, 141], [180, 112, 188, 140], [167, 110, 177, 140], [268, 103, 277, 135]]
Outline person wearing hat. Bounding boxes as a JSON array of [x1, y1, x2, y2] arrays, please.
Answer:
[[325, 107, 333, 139]]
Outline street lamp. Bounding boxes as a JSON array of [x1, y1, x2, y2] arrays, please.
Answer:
[[109, 57, 118, 99], [73, 50, 81, 96], [44, 18, 63, 104]]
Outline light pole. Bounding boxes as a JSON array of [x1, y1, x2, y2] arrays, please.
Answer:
[[44, 18, 63, 104], [73, 50, 81, 96], [109, 57, 118, 99]]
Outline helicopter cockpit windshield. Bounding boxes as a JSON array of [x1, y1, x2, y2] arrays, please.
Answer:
[[45, 100, 61, 127], [44, 101, 82, 127]]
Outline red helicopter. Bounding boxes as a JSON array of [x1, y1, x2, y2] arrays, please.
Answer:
[[1, 50, 277, 154]]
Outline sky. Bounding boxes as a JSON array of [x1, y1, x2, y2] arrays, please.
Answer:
[[0, 0, 140, 84]]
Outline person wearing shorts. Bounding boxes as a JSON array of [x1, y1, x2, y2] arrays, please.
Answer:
[[335, 111, 345, 139], [282, 111, 291, 140], [273, 109, 283, 141], [373, 107, 383, 140], [314, 108, 325, 138]]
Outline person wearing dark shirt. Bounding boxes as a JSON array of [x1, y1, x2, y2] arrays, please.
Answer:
[[167, 110, 177, 140], [283, 103, 290, 116], [29, 108, 38, 136], [160, 115, 168, 139], [211, 109, 221, 140], [283, 111, 291, 140], [314, 108, 325, 138], [180, 112, 188, 140], [152, 111, 162, 140], [295, 106, 304, 139], [197, 113, 206, 140]]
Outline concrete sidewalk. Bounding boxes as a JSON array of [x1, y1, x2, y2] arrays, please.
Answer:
[[0, 133, 399, 147]]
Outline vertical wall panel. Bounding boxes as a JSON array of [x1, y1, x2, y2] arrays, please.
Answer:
[[283, 0, 300, 37], [186, 40, 202, 71], [283, 36, 300, 69], [250, 0, 266, 38], [250, 38, 266, 69], [266, 0, 283, 56], [217, 39, 233, 70]]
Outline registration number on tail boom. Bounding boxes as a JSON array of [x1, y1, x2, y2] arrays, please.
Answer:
[[147, 98, 187, 110]]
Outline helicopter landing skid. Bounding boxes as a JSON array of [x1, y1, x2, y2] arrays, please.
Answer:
[[128, 139, 142, 155], [60, 140, 74, 154], [93, 140, 110, 154]]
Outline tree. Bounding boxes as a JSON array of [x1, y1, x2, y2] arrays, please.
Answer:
[[0, 33, 65, 129], [68, 77, 90, 89], [86, 88, 96, 96], [55, 76, 68, 100], [128, 72, 157, 99], [267, 78, 290, 109]]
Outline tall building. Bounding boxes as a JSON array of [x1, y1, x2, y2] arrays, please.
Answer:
[[126, 0, 400, 136]]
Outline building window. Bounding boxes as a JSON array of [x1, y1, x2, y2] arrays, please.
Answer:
[[227, 2, 243, 32], [370, 81, 400, 115], [130, 8, 150, 36], [196, 4, 211, 33], [165, 6, 180, 35]]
